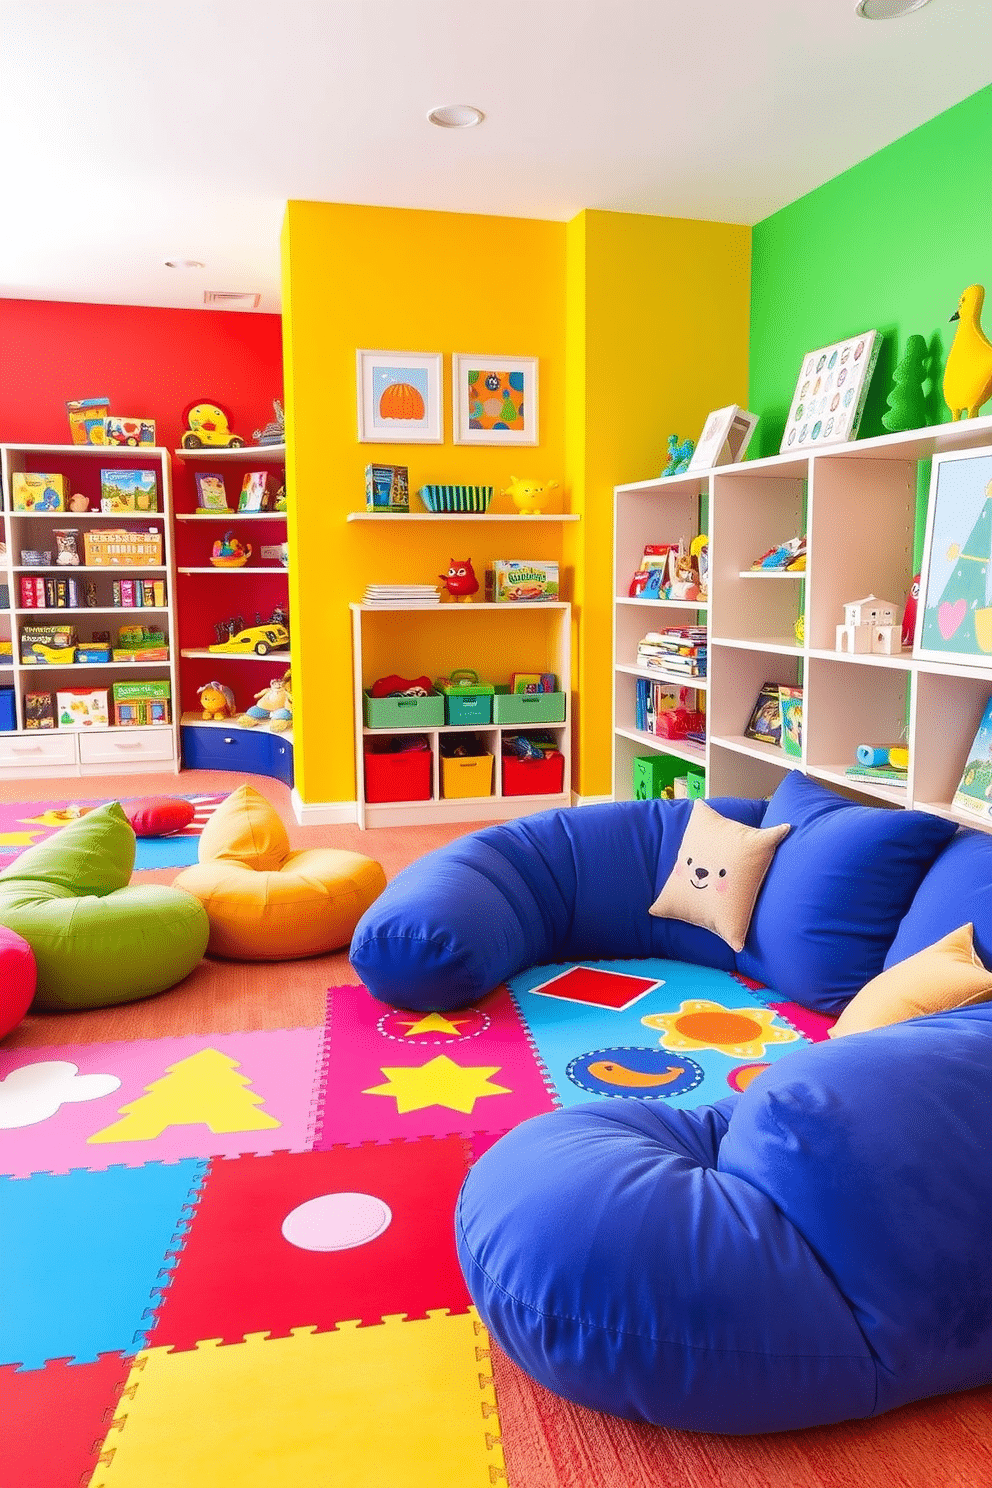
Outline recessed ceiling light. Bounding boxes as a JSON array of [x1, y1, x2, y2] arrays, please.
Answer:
[[427, 104, 485, 129], [164, 258, 205, 269], [856, 0, 932, 18]]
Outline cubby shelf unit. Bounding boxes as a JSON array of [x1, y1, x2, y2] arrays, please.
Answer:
[[613, 413, 992, 834], [351, 601, 572, 828]]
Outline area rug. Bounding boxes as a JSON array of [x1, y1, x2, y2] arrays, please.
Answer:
[[4, 967, 990, 1488], [0, 792, 228, 870]]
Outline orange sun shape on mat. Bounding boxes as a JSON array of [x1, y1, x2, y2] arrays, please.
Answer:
[[642, 1000, 799, 1058]]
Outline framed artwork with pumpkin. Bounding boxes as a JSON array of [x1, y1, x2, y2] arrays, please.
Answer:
[[915, 445, 992, 665], [357, 350, 443, 443]]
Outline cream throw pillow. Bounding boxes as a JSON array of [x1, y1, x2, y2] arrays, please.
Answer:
[[829, 922, 992, 1038], [649, 800, 790, 953]]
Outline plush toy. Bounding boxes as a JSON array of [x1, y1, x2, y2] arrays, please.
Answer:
[[661, 435, 695, 477], [502, 476, 559, 515], [944, 285, 992, 421], [239, 670, 292, 732], [439, 559, 479, 602], [197, 680, 237, 721], [210, 531, 252, 568]]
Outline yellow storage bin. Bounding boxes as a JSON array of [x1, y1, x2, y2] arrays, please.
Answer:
[[440, 753, 494, 799]]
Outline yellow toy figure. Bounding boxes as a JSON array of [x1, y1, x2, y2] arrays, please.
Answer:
[[944, 284, 992, 420], [197, 680, 236, 721], [503, 476, 559, 515], [239, 670, 292, 732]]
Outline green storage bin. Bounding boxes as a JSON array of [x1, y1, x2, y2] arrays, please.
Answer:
[[435, 669, 494, 726], [493, 686, 566, 725], [686, 764, 706, 799], [363, 689, 445, 729], [632, 754, 687, 800]]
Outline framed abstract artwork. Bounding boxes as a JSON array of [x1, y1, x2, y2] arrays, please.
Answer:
[[452, 354, 538, 445], [356, 350, 443, 444], [915, 445, 992, 665], [778, 331, 880, 453], [687, 405, 759, 472]]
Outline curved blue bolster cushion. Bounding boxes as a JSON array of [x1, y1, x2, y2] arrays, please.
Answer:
[[350, 772, 956, 1014], [456, 1005, 992, 1433]]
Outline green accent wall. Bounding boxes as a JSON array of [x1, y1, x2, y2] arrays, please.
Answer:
[[749, 84, 992, 461]]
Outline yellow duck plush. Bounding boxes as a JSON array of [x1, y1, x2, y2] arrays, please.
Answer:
[[944, 284, 992, 420], [503, 475, 559, 515]]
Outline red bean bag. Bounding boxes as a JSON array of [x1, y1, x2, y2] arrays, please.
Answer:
[[122, 797, 195, 838], [0, 926, 36, 1036]]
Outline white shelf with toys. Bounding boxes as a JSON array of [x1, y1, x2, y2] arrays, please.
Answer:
[[351, 600, 572, 828], [613, 412, 992, 831], [0, 443, 180, 776]]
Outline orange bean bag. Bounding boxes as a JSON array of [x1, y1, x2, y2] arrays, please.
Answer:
[[173, 785, 386, 961]]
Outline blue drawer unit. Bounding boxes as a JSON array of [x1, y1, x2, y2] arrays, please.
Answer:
[[181, 723, 294, 787]]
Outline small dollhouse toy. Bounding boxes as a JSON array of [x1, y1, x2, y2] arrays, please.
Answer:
[[835, 595, 903, 655]]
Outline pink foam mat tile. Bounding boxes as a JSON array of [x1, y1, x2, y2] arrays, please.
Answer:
[[0, 1028, 325, 1178], [314, 983, 556, 1148]]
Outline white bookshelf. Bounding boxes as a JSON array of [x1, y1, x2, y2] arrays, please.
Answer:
[[613, 413, 992, 833], [0, 444, 180, 777]]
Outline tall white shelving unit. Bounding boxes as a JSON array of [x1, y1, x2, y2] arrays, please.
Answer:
[[0, 444, 179, 778], [614, 414, 992, 834]]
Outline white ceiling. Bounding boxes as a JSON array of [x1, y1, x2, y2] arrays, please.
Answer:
[[1, 0, 989, 315]]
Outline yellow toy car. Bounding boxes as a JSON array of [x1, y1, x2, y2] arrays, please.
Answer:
[[180, 400, 245, 451], [209, 623, 289, 657]]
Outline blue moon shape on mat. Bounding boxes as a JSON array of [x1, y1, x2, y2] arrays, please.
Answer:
[[566, 1047, 704, 1100]]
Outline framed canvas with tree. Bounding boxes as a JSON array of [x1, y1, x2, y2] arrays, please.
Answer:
[[915, 446, 992, 664]]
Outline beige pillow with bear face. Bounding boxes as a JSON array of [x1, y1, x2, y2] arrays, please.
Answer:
[[829, 922, 992, 1038], [649, 800, 790, 953]]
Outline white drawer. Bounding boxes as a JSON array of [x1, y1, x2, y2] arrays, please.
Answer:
[[78, 727, 176, 765], [0, 731, 78, 767]]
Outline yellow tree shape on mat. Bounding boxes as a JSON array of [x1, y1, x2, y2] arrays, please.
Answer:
[[87, 1048, 282, 1143]]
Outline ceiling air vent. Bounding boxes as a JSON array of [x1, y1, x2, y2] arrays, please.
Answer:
[[203, 290, 261, 310]]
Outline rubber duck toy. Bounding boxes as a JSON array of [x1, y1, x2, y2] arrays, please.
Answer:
[[944, 284, 992, 420], [503, 475, 559, 515], [210, 531, 252, 568]]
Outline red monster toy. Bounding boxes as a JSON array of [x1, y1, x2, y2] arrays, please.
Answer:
[[440, 558, 479, 603]]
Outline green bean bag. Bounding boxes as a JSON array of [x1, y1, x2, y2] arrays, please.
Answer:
[[0, 802, 209, 1011]]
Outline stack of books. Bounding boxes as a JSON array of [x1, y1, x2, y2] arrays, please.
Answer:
[[362, 585, 440, 607], [844, 761, 908, 789], [637, 626, 708, 678]]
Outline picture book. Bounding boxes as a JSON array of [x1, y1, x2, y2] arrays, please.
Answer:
[[779, 685, 803, 758], [238, 470, 276, 512], [195, 472, 229, 511], [744, 682, 783, 747], [952, 696, 992, 822], [100, 469, 158, 512], [779, 331, 880, 453]]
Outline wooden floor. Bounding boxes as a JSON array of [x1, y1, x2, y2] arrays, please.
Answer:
[[2, 768, 487, 1049]]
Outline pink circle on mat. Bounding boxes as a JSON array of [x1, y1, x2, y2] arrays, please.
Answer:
[[280, 1192, 393, 1252]]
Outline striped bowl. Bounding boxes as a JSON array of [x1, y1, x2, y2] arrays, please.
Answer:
[[418, 485, 494, 514]]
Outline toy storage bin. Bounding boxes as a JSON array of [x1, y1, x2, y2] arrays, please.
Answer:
[[502, 751, 565, 797], [441, 753, 494, 799], [686, 764, 706, 799], [633, 754, 687, 800], [436, 669, 495, 726], [364, 738, 432, 803], [492, 687, 566, 726], [363, 690, 444, 730], [0, 688, 15, 733]]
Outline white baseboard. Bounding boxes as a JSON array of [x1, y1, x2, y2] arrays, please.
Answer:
[[570, 791, 614, 808], [291, 789, 360, 826]]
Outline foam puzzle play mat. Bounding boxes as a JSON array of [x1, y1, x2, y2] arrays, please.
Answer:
[[1, 961, 829, 1487], [0, 793, 228, 870]]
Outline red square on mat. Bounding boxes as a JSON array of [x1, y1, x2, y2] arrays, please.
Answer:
[[528, 964, 662, 1011], [1, 1353, 131, 1488], [148, 1138, 472, 1352]]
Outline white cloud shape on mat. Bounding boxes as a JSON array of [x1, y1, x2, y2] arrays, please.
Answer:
[[0, 1061, 122, 1129]]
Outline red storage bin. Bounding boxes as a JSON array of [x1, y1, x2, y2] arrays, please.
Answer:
[[501, 751, 565, 797], [364, 743, 432, 803]]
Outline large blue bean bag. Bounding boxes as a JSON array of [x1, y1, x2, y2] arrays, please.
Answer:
[[456, 1004, 992, 1433]]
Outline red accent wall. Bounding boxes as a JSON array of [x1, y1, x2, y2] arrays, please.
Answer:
[[0, 299, 282, 449]]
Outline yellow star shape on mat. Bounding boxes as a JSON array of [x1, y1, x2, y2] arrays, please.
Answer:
[[364, 1056, 510, 1114], [395, 1012, 469, 1037], [642, 999, 799, 1058], [0, 830, 45, 847]]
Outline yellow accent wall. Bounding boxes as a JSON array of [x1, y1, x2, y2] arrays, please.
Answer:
[[282, 201, 750, 807], [565, 210, 751, 797]]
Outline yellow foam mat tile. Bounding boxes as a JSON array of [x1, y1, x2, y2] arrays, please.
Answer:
[[89, 1309, 506, 1488]]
